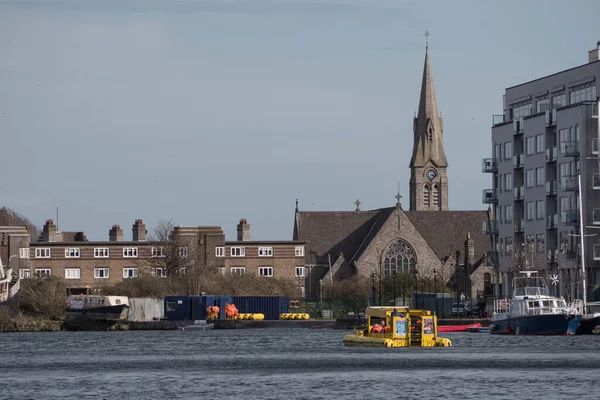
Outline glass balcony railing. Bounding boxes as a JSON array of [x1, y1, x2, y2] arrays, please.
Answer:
[[482, 189, 498, 204], [513, 154, 524, 168], [592, 138, 598, 155], [561, 176, 578, 191], [545, 146, 557, 162], [514, 218, 525, 232], [561, 210, 579, 226], [545, 180, 557, 195], [482, 158, 497, 173], [593, 173, 600, 189], [482, 220, 498, 235], [513, 186, 524, 200], [594, 244, 600, 260], [593, 209, 600, 225], [560, 141, 579, 157], [546, 214, 558, 229]]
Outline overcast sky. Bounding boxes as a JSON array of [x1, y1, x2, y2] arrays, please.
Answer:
[[1, 0, 599, 241]]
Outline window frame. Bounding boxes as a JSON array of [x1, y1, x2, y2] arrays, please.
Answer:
[[35, 248, 51, 259], [94, 248, 109, 258], [215, 247, 225, 257], [295, 267, 305, 277], [35, 268, 51, 278], [64, 248, 81, 258], [231, 247, 245, 257], [65, 268, 81, 279], [123, 247, 138, 258], [295, 246, 305, 257], [258, 247, 273, 257], [259, 266, 274, 277], [123, 268, 138, 278], [94, 268, 110, 279], [19, 248, 29, 258]]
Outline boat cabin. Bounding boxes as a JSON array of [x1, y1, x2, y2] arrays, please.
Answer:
[[67, 295, 129, 310]]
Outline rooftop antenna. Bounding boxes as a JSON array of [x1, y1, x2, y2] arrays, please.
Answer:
[[423, 29, 430, 49], [56, 206, 59, 231]]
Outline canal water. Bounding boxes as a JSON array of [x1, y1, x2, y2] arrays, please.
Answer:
[[1, 329, 600, 400]]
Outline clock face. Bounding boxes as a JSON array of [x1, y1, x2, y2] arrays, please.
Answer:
[[426, 169, 437, 180]]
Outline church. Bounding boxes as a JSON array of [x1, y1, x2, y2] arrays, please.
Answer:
[[293, 44, 494, 301]]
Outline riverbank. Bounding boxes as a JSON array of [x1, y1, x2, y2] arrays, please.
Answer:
[[0, 316, 61, 332]]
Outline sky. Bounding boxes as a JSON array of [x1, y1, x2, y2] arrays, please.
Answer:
[[1, 0, 599, 241]]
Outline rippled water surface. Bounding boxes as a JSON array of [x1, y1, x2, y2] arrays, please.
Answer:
[[1, 329, 600, 400]]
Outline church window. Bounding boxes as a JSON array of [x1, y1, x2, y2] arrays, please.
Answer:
[[428, 128, 433, 141], [423, 184, 430, 208], [432, 185, 440, 208], [382, 240, 416, 278]]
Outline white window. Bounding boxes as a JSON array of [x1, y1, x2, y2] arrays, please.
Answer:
[[215, 247, 225, 257], [259, 267, 273, 277], [65, 268, 81, 279], [35, 268, 51, 278], [19, 248, 29, 258], [258, 247, 273, 257], [35, 248, 51, 258], [231, 267, 246, 275], [152, 268, 166, 277], [178, 247, 188, 258], [218, 267, 226, 275], [94, 248, 109, 258], [295, 267, 305, 277], [231, 247, 245, 257], [64, 248, 80, 258], [123, 248, 138, 258], [94, 268, 109, 279], [152, 247, 166, 257], [123, 268, 138, 278], [295, 246, 305, 257], [19, 269, 31, 279]]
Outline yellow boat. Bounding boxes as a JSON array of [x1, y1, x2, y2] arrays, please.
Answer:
[[343, 306, 452, 348]]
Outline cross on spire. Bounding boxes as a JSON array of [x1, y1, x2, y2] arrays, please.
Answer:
[[423, 29, 430, 48], [354, 199, 361, 212]]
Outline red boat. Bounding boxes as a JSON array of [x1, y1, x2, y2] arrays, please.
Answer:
[[437, 323, 481, 333]]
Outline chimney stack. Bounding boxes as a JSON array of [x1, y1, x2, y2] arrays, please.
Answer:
[[41, 219, 59, 242], [465, 232, 475, 266], [109, 225, 124, 242], [588, 41, 600, 63], [132, 219, 146, 242], [237, 219, 250, 241]]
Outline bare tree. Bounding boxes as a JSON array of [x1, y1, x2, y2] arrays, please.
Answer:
[[0, 206, 40, 242], [145, 219, 189, 277]]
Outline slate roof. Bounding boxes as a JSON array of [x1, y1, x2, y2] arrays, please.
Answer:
[[294, 207, 492, 266]]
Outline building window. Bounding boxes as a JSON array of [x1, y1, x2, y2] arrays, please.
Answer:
[[218, 267, 226, 275], [526, 202, 535, 221], [503, 142, 512, 160], [231, 267, 246, 275], [504, 173, 512, 191], [536, 97, 550, 113], [382, 239, 416, 277], [535, 134, 544, 153], [35, 248, 51, 258], [123, 268, 138, 278], [19, 248, 29, 258], [505, 237, 513, 256], [19, 269, 31, 279], [178, 247, 188, 258], [152, 247, 166, 257], [94, 268, 109, 279], [526, 169, 535, 188], [231, 247, 245, 257], [258, 247, 273, 257], [505, 205, 513, 223], [94, 248, 109, 258], [510, 102, 532, 119], [536, 167, 544, 186], [423, 184, 430, 208], [151, 268, 166, 277], [35, 268, 51, 278], [536, 200, 545, 219], [64, 248, 80, 258], [295, 246, 305, 257], [569, 83, 596, 104], [494, 144, 502, 161], [536, 234, 545, 253], [552, 92, 565, 108], [526, 136, 535, 156], [123, 248, 138, 258], [65, 268, 81, 279], [216, 247, 225, 257], [432, 185, 439, 208], [295, 267, 305, 277], [259, 267, 274, 277]]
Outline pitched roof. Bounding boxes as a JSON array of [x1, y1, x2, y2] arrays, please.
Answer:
[[404, 210, 492, 259]]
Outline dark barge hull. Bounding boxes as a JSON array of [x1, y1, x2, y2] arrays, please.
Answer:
[[65, 304, 129, 322], [489, 314, 581, 335]]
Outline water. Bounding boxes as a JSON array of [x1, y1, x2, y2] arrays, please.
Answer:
[[1, 329, 600, 400]]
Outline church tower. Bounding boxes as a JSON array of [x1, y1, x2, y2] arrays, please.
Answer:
[[409, 40, 449, 211]]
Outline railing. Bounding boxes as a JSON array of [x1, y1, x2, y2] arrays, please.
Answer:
[[514, 218, 525, 232], [482, 158, 497, 173], [546, 214, 558, 229], [562, 210, 579, 225], [593, 209, 600, 225], [513, 154, 524, 168], [482, 189, 498, 204], [545, 180, 557, 195], [592, 138, 598, 155], [513, 186, 524, 200], [493, 114, 506, 126], [594, 244, 600, 260], [513, 117, 524, 134], [560, 141, 579, 157], [561, 176, 578, 191], [482, 220, 498, 235], [493, 298, 511, 314], [545, 146, 557, 162], [593, 173, 600, 189], [545, 109, 557, 126]]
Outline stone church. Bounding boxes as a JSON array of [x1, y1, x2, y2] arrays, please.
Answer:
[[293, 45, 493, 300]]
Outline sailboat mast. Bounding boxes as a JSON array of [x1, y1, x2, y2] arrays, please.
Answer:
[[578, 172, 587, 311]]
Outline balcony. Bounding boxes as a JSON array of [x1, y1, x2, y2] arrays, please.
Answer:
[[592, 139, 598, 155], [545, 146, 557, 162], [545, 180, 557, 195], [594, 244, 600, 261], [514, 218, 525, 233], [513, 154, 524, 169], [546, 214, 558, 229], [492, 114, 506, 126], [482, 158, 498, 173], [545, 109, 557, 126], [513, 186, 524, 200], [593, 209, 600, 225], [482, 220, 498, 235], [561, 210, 579, 226], [560, 141, 579, 157], [593, 173, 600, 190], [561, 176, 578, 191], [513, 117, 524, 135], [482, 189, 498, 204]]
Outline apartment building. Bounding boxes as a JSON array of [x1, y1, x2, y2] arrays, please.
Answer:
[[483, 42, 600, 301]]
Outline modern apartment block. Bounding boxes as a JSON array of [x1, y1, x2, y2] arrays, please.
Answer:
[[483, 42, 600, 301]]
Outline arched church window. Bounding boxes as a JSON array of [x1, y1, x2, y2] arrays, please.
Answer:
[[432, 185, 439, 208], [382, 239, 417, 278], [428, 128, 433, 141], [423, 184, 430, 208]]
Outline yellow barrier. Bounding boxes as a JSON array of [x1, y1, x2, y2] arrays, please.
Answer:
[[279, 313, 310, 320]]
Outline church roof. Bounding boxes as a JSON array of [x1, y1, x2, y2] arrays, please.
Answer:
[[294, 207, 491, 266]]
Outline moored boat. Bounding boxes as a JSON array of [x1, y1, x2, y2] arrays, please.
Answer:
[[489, 271, 581, 335], [65, 295, 129, 321], [438, 323, 481, 333], [343, 306, 452, 348]]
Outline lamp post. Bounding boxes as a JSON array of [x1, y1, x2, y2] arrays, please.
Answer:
[[371, 273, 376, 306], [393, 271, 397, 306], [433, 268, 438, 316], [378, 263, 382, 307]]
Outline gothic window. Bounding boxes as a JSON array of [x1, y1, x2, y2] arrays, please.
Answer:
[[382, 240, 417, 278], [432, 185, 440, 208], [423, 184, 430, 208], [428, 128, 433, 141]]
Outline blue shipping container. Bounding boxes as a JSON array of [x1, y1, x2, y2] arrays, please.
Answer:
[[164, 296, 191, 321], [233, 296, 289, 320]]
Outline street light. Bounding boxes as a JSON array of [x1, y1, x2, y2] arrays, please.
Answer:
[[393, 271, 397, 306], [371, 273, 376, 306], [433, 268, 438, 316]]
